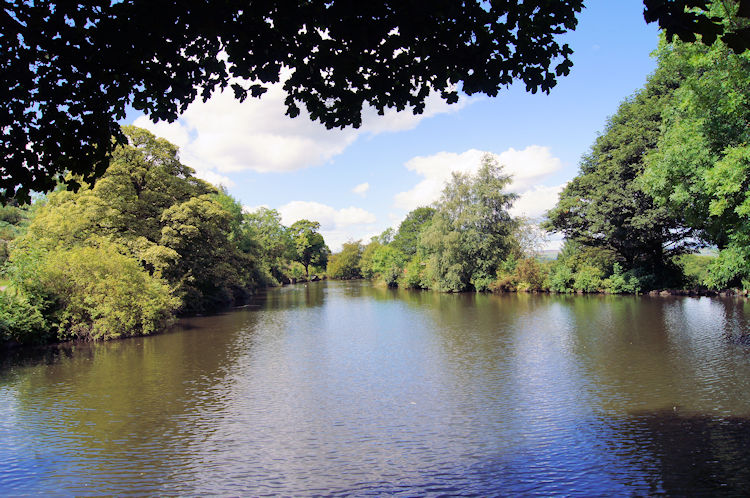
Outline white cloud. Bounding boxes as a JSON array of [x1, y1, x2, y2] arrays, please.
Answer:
[[509, 184, 566, 219], [393, 146, 563, 212], [243, 204, 270, 214], [133, 77, 471, 185], [195, 170, 236, 189], [352, 182, 370, 196], [278, 201, 378, 252]]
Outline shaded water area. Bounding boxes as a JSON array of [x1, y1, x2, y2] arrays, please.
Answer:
[[3, 281, 750, 495]]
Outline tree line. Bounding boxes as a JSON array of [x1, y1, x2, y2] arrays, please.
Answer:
[[0, 127, 329, 344], [3, 3, 748, 345]]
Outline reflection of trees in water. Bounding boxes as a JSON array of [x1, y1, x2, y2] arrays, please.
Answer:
[[258, 281, 326, 310], [601, 409, 750, 495], [1, 309, 260, 494]]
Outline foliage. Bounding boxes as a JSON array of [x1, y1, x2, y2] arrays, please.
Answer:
[[242, 207, 294, 284], [1, 241, 177, 342], [642, 36, 750, 286], [399, 256, 428, 290], [676, 253, 714, 287], [3, 0, 587, 202], [0, 126, 321, 344], [704, 246, 750, 289], [545, 57, 692, 277], [368, 245, 407, 287], [546, 264, 575, 293], [359, 241, 382, 279], [374, 228, 395, 246], [14, 126, 257, 314], [0, 291, 49, 344], [288, 220, 329, 278], [421, 154, 518, 292], [0, 202, 33, 265], [603, 263, 642, 294], [160, 194, 258, 313], [516, 258, 548, 292], [327, 241, 364, 280], [38, 244, 178, 340], [572, 266, 604, 293], [391, 207, 435, 257], [643, 0, 750, 52]]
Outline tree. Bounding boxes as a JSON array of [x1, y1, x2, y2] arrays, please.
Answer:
[[643, 0, 750, 52], [641, 36, 750, 287], [15, 126, 258, 313], [391, 207, 436, 256], [421, 154, 517, 292], [288, 220, 328, 278], [327, 240, 364, 279], [242, 207, 293, 283], [545, 55, 693, 280]]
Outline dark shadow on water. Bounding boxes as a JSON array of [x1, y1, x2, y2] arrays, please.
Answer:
[[0, 342, 80, 374], [606, 409, 750, 495]]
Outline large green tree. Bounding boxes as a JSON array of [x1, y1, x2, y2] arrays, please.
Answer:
[[327, 240, 364, 280], [242, 207, 294, 284], [545, 55, 693, 278], [16, 126, 257, 312], [288, 220, 329, 278], [642, 36, 750, 287], [421, 154, 517, 292]]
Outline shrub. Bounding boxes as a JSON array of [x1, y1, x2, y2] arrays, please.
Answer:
[[400, 256, 427, 289], [516, 258, 546, 291], [39, 244, 179, 340], [572, 265, 604, 293], [286, 261, 307, 281], [0, 291, 49, 344], [547, 263, 574, 293], [603, 263, 641, 294]]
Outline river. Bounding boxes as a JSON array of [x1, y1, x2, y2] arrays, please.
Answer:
[[2, 280, 750, 495]]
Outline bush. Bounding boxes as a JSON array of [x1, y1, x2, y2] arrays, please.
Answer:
[[572, 265, 604, 293], [547, 263, 574, 293], [327, 241, 363, 279], [286, 261, 307, 281], [516, 258, 546, 291], [0, 291, 49, 344], [603, 263, 641, 294], [369, 245, 406, 287], [400, 256, 427, 289], [492, 257, 518, 292], [470, 271, 495, 292], [39, 244, 179, 340]]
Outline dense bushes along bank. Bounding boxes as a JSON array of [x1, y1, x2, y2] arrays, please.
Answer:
[[0, 127, 329, 346]]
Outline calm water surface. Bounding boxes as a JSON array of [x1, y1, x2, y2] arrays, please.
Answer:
[[3, 281, 750, 495]]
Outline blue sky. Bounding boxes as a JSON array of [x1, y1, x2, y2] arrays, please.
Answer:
[[128, 1, 660, 251]]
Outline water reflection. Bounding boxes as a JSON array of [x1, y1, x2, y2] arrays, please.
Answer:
[[2, 281, 750, 495]]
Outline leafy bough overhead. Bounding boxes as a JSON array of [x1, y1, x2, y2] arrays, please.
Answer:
[[1, 0, 584, 202], [2, 0, 747, 202]]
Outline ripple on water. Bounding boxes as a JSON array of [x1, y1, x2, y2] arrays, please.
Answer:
[[3, 284, 750, 495]]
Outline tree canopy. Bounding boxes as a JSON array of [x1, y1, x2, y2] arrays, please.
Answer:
[[288, 220, 329, 277], [3, 0, 747, 202], [545, 54, 693, 278], [3, 0, 587, 201]]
